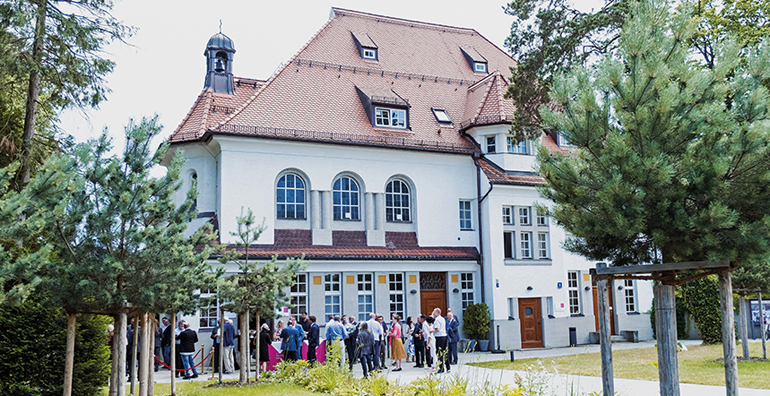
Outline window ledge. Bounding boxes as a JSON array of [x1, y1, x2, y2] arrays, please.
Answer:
[[570, 314, 585, 318], [548, 315, 556, 319], [386, 220, 413, 224], [504, 259, 552, 266], [333, 219, 362, 222], [507, 316, 515, 320], [460, 228, 475, 231], [277, 217, 308, 221], [627, 312, 641, 316]]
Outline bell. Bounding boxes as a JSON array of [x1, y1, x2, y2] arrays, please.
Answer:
[[214, 58, 225, 72]]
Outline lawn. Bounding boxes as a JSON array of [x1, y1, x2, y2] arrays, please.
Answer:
[[105, 382, 316, 396], [469, 342, 770, 389]]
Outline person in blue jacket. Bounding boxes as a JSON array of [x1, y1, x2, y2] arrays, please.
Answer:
[[293, 316, 305, 360], [307, 315, 320, 364], [280, 319, 299, 361]]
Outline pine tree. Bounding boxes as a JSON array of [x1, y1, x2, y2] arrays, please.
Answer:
[[216, 208, 305, 383]]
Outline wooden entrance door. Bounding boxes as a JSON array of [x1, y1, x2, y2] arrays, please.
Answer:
[[519, 298, 543, 348], [592, 286, 616, 334], [420, 273, 447, 316]]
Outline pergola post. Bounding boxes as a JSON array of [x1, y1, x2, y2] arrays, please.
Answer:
[[597, 277, 614, 396], [718, 271, 739, 396], [654, 282, 680, 396], [739, 295, 749, 360], [760, 292, 766, 360]]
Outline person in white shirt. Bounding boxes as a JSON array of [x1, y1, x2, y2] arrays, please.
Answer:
[[424, 316, 436, 368], [432, 307, 449, 373], [366, 313, 383, 370]]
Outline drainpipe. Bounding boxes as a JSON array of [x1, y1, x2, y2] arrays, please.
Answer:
[[473, 155, 494, 304]]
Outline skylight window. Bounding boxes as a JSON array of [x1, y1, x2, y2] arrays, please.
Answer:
[[375, 107, 406, 128], [432, 108, 452, 123], [363, 48, 377, 60], [474, 62, 488, 73]]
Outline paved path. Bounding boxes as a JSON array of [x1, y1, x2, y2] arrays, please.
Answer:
[[149, 340, 770, 395]]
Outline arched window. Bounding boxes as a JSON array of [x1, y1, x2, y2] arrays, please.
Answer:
[[386, 180, 410, 222], [190, 172, 198, 212], [277, 173, 306, 219], [333, 176, 360, 220]]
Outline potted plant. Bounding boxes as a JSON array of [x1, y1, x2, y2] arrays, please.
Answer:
[[462, 302, 491, 351]]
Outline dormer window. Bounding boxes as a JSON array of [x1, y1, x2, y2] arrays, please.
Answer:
[[474, 62, 488, 74], [375, 107, 406, 128], [363, 48, 377, 60], [431, 108, 452, 123], [460, 46, 488, 74]]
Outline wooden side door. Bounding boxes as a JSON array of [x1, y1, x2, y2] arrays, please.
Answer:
[[592, 286, 616, 335], [420, 272, 447, 316], [519, 298, 543, 348]]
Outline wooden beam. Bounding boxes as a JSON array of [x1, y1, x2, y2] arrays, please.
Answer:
[[170, 312, 176, 396], [597, 279, 614, 396], [654, 283, 680, 396], [117, 312, 127, 396], [760, 292, 767, 360], [719, 271, 739, 396], [739, 295, 750, 360], [595, 260, 730, 276]]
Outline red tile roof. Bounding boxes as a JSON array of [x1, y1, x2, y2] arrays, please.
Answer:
[[218, 229, 478, 261], [478, 157, 545, 186], [168, 8, 519, 153]]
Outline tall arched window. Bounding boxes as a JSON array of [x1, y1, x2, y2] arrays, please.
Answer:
[[190, 172, 198, 212], [333, 176, 360, 220], [277, 173, 306, 219], [386, 180, 410, 222]]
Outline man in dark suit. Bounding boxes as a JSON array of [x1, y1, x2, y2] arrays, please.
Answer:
[[412, 315, 426, 368], [307, 315, 320, 364], [176, 322, 198, 379], [447, 311, 460, 365]]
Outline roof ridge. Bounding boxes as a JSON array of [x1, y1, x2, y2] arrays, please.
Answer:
[[467, 71, 498, 91], [198, 90, 212, 135], [171, 90, 209, 138], [473, 73, 497, 120], [495, 74, 506, 116], [331, 7, 477, 35], [214, 15, 339, 130]]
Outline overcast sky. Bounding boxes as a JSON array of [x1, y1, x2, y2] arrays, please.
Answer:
[[59, 0, 601, 158]]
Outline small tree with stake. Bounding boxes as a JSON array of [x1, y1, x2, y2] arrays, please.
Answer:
[[216, 208, 305, 383]]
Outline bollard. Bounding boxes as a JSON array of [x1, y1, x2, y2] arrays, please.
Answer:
[[510, 350, 515, 362]]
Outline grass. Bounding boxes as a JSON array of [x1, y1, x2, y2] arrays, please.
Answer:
[[104, 381, 317, 396], [469, 342, 770, 389]]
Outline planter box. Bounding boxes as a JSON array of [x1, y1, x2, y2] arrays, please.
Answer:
[[479, 339, 490, 351]]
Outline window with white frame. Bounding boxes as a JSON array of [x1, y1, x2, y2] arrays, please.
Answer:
[[567, 271, 581, 314], [333, 176, 360, 220], [386, 180, 411, 222], [461, 273, 475, 309], [432, 108, 452, 123], [290, 273, 308, 317], [537, 232, 549, 259], [362, 48, 377, 60], [503, 231, 514, 259], [357, 273, 374, 322], [474, 62, 488, 73], [277, 173, 306, 219], [507, 136, 528, 154], [199, 295, 218, 328], [324, 273, 341, 318], [520, 232, 532, 258], [507, 297, 515, 319], [519, 207, 531, 225], [536, 209, 548, 226], [375, 107, 406, 128], [459, 200, 472, 230], [502, 206, 513, 225], [389, 273, 405, 319], [486, 136, 496, 153], [624, 279, 637, 312]]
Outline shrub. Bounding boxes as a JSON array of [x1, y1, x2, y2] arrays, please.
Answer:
[[682, 275, 723, 344], [650, 295, 688, 340], [0, 296, 111, 396], [462, 302, 491, 340]]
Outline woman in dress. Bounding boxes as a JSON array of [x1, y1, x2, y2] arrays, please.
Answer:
[[388, 315, 407, 371], [258, 324, 271, 373], [405, 317, 415, 363], [424, 316, 436, 369]]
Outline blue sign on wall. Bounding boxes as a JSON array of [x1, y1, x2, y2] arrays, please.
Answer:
[[557, 282, 563, 289]]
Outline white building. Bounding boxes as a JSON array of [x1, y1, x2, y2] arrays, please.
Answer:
[[162, 8, 653, 351]]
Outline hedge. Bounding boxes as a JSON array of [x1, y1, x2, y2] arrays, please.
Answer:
[[682, 275, 723, 344]]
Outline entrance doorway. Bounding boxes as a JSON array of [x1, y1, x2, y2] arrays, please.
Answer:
[[592, 286, 616, 334], [420, 273, 447, 316], [519, 298, 543, 348]]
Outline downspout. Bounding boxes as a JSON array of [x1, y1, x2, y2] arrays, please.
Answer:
[[473, 155, 494, 304]]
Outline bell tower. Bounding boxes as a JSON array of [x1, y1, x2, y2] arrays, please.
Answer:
[[203, 32, 236, 95]]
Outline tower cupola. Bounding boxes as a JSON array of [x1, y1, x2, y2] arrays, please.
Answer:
[[203, 32, 236, 95]]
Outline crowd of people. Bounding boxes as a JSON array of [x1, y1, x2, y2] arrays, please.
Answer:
[[109, 307, 461, 380]]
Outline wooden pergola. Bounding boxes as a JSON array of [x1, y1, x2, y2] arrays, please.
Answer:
[[590, 260, 738, 396]]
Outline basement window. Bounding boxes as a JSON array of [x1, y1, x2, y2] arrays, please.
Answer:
[[375, 107, 406, 129], [431, 108, 452, 123]]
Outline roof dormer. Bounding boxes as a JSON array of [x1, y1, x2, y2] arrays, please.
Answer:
[[351, 31, 378, 61], [460, 46, 487, 74], [355, 85, 410, 130]]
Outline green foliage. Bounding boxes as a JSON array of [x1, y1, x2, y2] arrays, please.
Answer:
[[538, 0, 770, 268], [461, 302, 491, 340], [0, 296, 110, 396], [650, 295, 689, 340], [682, 276, 723, 344], [217, 208, 305, 317]]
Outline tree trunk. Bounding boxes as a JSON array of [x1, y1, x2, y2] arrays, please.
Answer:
[[138, 314, 149, 396], [239, 309, 248, 383], [148, 318, 155, 396], [654, 283, 680, 396], [597, 279, 614, 396], [130, 316, 138, 395], [19, 0, 46, 186], [117, 312, 127, 396], [219, 308, 224, 383], [718, 271, 739, 396], [169, 312, 176, 396], [254, 312, 260, 382], [62, 313, 77, 396], [109, 315, 119, 396], [739, 295, 749, 360]]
